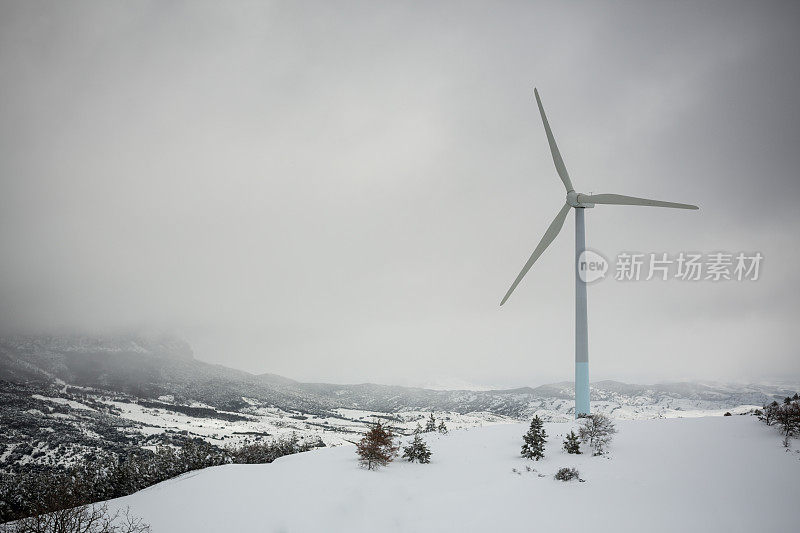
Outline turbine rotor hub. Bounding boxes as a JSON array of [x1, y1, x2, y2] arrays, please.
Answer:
[[567, 191, 595, 208]]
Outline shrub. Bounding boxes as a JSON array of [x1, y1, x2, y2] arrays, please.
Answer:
[[554, 467, 581, 482], [773, 401, 800, 440], [758, 401, 780, 426], [755, 396, 800, 446], [0, 502, 149, 533]]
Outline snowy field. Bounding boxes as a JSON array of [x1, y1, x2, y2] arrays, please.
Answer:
[[24, 389, 763, 457], [108, 416, 800, 532], [103, 398, 516, 447]]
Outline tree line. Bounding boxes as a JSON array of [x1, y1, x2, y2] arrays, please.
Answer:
[[756, 393, 800, 447], [0, 434, 323, 525]]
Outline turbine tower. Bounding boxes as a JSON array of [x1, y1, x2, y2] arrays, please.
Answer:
[[500, 88, 698, 418]]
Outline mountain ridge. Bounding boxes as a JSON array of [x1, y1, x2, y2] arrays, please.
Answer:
[[1, 333, 795, 418]]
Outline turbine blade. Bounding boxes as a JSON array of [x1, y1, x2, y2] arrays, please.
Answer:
[[534, 88, 574, 193], [577, 193, 698, 210], [500, 202, 572, 306]]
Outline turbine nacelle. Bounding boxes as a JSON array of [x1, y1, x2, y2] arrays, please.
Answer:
[[566, 191, 594, 208]]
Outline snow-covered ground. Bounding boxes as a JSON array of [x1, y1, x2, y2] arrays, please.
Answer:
[[24, 389, 763, 456], [108, 416, 800, 532], [100, 399, 517, 448], [30, 394, 96, 411]]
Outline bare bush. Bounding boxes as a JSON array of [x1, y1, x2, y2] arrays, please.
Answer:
[[774, 401, 800, 441], [0, 505, 148, 533], [578, 414, 617, 456], [756, 396, 800, 446], [757, 401, 780, 426]]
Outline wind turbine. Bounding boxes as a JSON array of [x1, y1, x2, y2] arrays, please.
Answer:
[[500, 88, 698, 418]]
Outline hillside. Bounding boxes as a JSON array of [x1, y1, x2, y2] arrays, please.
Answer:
[[2, 333, 797, 475], [107, 416, 800, 532], [2, 334, 794, 419]]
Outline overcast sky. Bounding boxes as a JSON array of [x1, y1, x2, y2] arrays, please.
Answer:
[[1, 1, 798, 389]]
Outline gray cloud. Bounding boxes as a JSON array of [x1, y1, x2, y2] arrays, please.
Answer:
[[1, 0, 798, 387]]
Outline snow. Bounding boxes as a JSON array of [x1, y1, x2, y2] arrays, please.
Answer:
[[96, 399, 518, 450], [108, 416, 800, 532], [31, 394, 95, 411]]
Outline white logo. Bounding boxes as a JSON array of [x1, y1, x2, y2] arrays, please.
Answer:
[[578, 250, 608, 283]]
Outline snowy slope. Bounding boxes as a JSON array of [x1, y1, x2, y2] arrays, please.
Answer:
[[108, 416, 800, 532]]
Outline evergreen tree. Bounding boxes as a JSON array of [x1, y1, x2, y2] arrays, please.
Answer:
[[402, 435, 432, 464], [356, 421, 398, 470], [437, 420, 448, 434], [413, 422, 423, 435], [521, 416, 547, 460], [424, 413, 437, 433], [563, 430, 581, 454]]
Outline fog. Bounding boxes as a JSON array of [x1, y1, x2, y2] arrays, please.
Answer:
[[1, 1, 798, 388]]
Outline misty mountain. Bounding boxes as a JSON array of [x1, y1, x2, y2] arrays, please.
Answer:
[[2, 333, 797, 480], [0, 334, 794, 418], [0, 335, 334, 415]]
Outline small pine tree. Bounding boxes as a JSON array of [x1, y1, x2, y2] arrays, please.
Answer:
[[563, 430, 581, 454], [413, 423, 423, 435], [425, 413, 437, 433], [356, 421, 398, 470], [521, 416, 547, 460], [437, 420, 448, 434], [402, 435, 432, 464]]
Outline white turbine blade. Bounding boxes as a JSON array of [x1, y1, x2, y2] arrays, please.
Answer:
[[534, 88, 574, 193], [578, 193, 698, 210], [500, 202, 572, 306]]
